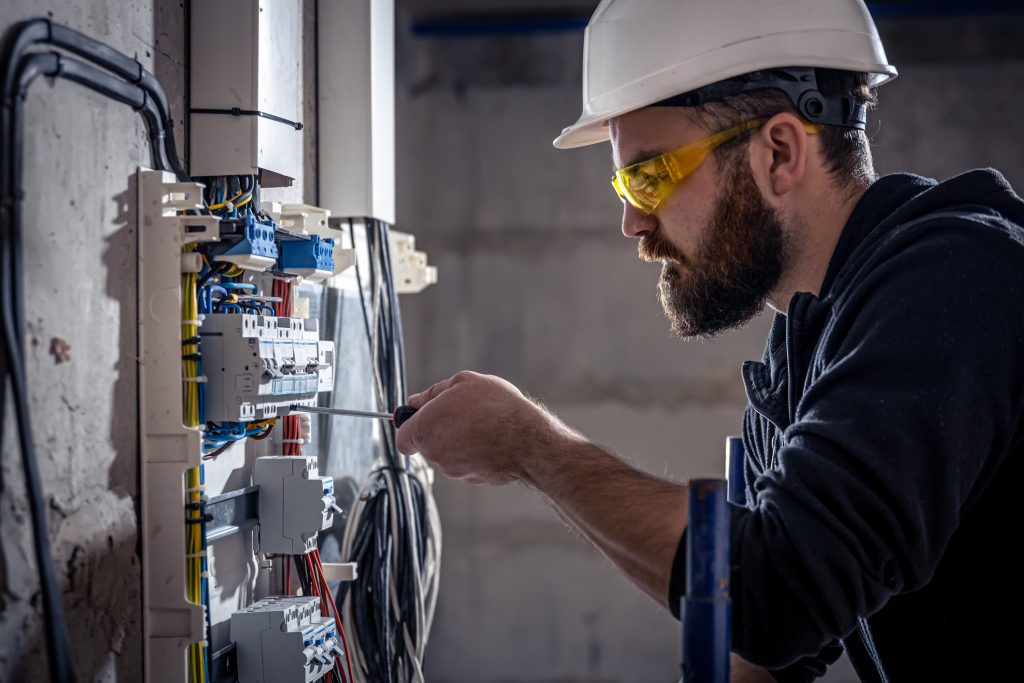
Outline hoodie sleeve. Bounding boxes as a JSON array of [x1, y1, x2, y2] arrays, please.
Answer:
[[728, 216, 1024, 667]]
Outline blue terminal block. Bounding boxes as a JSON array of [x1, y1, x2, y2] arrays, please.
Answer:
[[212, 215, 279, 270], [277, 235, 335, 279]]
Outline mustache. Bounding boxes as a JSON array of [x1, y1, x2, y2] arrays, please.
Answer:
[[638, 232, 685, 264]]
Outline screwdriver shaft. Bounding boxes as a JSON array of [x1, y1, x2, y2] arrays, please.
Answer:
[[289, 405, 392, 420]]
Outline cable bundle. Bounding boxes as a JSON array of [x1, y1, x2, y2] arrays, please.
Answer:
[[185, 465, 210, 683], [182, 246, 204, 429], [338, 219, 442, 683]]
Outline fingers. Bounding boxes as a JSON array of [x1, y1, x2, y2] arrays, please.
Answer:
[[398, 372, 481, 455], [406, 370, 478, 408]]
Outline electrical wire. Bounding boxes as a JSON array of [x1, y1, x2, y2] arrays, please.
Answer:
[[185, 465, 209, 682]]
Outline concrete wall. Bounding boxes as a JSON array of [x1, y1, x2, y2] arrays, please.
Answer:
[[0, 2, 186, 680], [396, 10, 1024, 683]]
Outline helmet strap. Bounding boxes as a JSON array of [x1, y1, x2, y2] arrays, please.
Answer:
[[651, 67, 868, 130]]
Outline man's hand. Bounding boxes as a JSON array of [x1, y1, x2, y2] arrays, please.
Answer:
[[397, 370, 688, 605], [396, 371, 581, 485]]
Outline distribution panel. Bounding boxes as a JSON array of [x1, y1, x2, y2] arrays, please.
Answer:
[[128, 0, 443, 678], [231, 596, 343, 683], [254, 456, 339, 555]]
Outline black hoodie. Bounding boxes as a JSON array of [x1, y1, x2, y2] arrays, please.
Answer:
[[667, 169, 1024, 682]]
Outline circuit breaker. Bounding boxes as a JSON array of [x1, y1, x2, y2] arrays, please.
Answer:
[[200, 314, 335, 422], [231, 596, 343, 683], [255, 456, 339, 555]]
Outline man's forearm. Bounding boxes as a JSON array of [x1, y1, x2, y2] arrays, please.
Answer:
[[520, 431, 688, 605]]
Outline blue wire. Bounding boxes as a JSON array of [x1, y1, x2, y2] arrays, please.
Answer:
[[202, 285, 228, 314]]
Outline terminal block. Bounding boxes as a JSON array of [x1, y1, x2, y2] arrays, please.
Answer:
[[254, 456, 339, 555], [389, 229, 437, 293], [231, 596, 344, 683], [278, 235, 336, 281], [200, 314, 335, 422], [208, 215, 279, 271]]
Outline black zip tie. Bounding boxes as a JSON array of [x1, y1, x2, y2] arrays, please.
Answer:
[[185, 514, 214, 525], [182, 336, 201, 345], [181, 353, 202, 361], [190, 107, 303, 131]]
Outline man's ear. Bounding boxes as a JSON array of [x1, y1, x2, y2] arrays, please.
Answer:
[[749, 112, 811, 199]]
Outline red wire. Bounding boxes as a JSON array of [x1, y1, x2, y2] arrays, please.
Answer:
[[314, 548, 355, 682], [307, 554, 320, 598]]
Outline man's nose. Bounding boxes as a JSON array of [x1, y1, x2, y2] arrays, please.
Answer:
[[621, 202, 657, 239]]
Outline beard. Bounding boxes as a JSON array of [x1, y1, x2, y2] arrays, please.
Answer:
[[638, 154, 788, 339]]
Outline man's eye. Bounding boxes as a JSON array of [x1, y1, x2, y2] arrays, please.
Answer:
[[634, 171, 662, 190]]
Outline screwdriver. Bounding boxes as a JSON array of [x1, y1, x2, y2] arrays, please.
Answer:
[[289, 404, 419, 428]]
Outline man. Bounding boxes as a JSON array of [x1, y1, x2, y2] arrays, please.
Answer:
[[396, 0, 1023, 680]]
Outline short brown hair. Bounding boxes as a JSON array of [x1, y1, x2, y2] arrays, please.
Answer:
[[686, 69, 879, 194]]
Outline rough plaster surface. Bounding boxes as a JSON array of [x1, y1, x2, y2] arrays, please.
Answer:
[[397, 14, 1024, 683], [0, 2, 185, 681]]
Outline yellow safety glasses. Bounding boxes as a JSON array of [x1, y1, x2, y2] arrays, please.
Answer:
[[611, 118, 822, 215]]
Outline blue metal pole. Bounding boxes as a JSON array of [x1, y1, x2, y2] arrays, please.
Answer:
[[683, 479, 731, 683], [726, 437, 747, 508]]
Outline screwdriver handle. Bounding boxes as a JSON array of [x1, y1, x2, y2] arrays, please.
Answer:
[[392, 405, 418, 428]]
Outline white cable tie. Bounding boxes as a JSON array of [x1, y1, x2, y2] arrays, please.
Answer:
[[186, 551, 207, 559], [181, 319, 203, 326], [281, 438, 304, 444], [185, 485, 206, 493], [182, 376, 208, 383], [201, 570, 210, 579]]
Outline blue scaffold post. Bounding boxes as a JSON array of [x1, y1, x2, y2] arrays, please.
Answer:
[[682, 478, 731, 683], [726, 437, 747, 508]]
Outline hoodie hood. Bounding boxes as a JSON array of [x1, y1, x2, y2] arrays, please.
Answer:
[[820, 168, 1024, 299]]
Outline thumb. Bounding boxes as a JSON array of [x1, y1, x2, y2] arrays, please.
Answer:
[[395, 410, 422, 456]]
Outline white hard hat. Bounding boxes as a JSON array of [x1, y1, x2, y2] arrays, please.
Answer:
[[554, 0, 897, 149]]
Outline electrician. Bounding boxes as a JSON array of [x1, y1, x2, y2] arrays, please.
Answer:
[[396, 1, 1024, 680]]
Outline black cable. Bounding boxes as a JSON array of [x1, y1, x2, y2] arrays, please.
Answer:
[[20, 51, 173, 172], [1, 18, 186, 180]]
